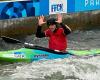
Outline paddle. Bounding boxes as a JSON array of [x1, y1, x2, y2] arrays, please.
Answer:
[[1, 36, 76, 55], [1, 36, 34, 47], [1, 36, 23, 44]]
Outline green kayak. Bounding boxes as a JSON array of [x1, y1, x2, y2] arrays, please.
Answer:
[[0, 36, 99, 63], [0, 46, 100, 63]]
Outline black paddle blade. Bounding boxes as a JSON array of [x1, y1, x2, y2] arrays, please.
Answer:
[[1, 36, 22, 44]]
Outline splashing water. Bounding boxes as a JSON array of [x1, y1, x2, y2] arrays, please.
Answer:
[[0, 30, 100, 80]]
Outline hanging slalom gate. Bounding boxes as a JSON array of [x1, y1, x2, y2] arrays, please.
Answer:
[[0, 0, 100, 20]]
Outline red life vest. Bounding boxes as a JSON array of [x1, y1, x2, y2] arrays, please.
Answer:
[[45, 28, 67, 51]]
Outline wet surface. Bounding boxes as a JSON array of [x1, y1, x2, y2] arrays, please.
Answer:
[[0, 30, 100, 80]]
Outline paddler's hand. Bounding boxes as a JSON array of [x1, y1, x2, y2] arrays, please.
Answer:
[[38, 15, 46, 26], [56, 14, 63, 24]]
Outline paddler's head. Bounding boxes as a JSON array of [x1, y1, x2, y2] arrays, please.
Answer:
[[47, 18, 58, 32]]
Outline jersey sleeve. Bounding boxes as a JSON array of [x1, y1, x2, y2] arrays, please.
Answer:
[[60, 23, 71, 35], [36, 25, 45, 38]]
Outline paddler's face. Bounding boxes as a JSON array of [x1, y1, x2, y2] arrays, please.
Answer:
[[49, 24, 56, 32]]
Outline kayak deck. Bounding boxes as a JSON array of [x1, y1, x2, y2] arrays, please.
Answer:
[[0, 46, 71, 62], [0, 46, 100, 62], [68, 49, 100, 56]]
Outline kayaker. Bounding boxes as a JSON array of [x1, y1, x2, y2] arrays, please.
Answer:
[[36, 14, 71, 52]]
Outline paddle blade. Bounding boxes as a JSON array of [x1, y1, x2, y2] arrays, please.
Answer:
[[1, 36, 22, 44]]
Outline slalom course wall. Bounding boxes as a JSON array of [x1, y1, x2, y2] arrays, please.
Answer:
[[68, 0, 100, 13], [0, 0, 100, 20]]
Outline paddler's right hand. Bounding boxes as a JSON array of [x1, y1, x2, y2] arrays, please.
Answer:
[[38, 16, 46, 26]]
